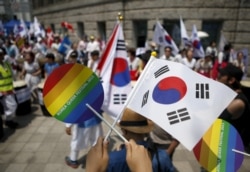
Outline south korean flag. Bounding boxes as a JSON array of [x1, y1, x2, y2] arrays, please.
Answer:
[[127, 57, 237, 150]]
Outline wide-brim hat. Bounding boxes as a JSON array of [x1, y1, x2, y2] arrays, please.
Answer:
[[118, 108, 154, 134]]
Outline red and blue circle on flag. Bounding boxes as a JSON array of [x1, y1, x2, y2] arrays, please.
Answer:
[[152, 76, 187, 104], [110, 57, 130, 87]]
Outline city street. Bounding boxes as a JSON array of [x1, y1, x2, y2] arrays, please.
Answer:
[[0, 103, 249, 172]]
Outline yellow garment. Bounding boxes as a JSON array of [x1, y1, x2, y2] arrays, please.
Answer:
[[0, 62, 14, 92]]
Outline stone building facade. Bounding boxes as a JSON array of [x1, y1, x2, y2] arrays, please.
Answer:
[[32, 0, 250, 52], [1, 0, 32, 21]]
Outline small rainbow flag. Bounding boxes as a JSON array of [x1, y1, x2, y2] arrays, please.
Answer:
[[193, 119, 244, 172], [43, 63, 104, 124]]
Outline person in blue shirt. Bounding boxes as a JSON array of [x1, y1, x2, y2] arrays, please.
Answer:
[[44, 53, 60, 79], [106, 108, 175, 172]]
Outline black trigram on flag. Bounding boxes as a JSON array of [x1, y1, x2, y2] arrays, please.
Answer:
[[141, 90, 149, 107], [113, 94, 127, 104], [195, 83, 209, 99], [116, 40, 126, 51], [166, 108, 191, 125], [154, 65, 169, 78]]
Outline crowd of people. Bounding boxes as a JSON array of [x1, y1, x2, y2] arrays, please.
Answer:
[[127, 41, 248, 82], [0, 31, 249, 172]]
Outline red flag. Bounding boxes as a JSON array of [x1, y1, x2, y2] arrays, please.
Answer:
[[61, 21, 74, 31]]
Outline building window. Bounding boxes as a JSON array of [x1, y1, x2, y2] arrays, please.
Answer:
[[163, 20, 181, 47], [37, 0, 44, 7], [77, 22, 84, 39], [97, 21, 106, 42], [201, 20, 222, 49], [50, 23, 55, 33], [133, 20, 147, 47]]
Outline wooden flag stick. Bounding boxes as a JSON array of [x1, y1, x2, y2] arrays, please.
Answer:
[[232, 149, 250, 157], [86, 103, 128, 143]]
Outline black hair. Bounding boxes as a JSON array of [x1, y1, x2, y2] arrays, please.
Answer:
[[219, 64, 243, 90], [164, 46, 172, 51], [91, 50, 99, 57], [127, 48, 136, 57], [224, 43, 232, 52], [46, 53, 55, 60]]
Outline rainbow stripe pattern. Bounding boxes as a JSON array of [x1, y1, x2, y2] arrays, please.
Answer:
[[193, 119, 244, 172], [43, 64, 104, 124]]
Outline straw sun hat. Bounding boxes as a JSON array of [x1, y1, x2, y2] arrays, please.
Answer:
[[118, 108, 154, 134]]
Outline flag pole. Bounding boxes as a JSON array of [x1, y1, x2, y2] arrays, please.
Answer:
[[232, 149, 250, 157], [86, 103, 128, 143], [103, 12, 124, 142], [104, 56, 156, 142]]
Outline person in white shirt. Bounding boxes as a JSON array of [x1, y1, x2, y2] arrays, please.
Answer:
[[65, 51, 103, 169], [87, 50, 100, 73], [34, 37, 47, 56], [182, 48, 196, 70], [86, 36, 100, 59], [160, 46, 176, 62], [175, 48, 187, 63], [51, 34, 61, 51], [195, 52, 213, 78], [65, 42, 79, 63], [233, 51, 245, 73], [205, 41, 218, 64], [77, 38, 87, 65]]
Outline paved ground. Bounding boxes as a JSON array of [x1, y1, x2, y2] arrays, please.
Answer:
[[0, 103, 249, 172]]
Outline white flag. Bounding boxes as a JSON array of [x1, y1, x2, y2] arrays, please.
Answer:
[[28, 23, 34, 35], [19, 19, 28, 38], [126, 58, 236, 150], [34, 16, 45, 37], [97, 22, 132, 119], [218, 32, 228, 52], [153, 21, 179, 55], [180, 17, 192, 48], [191, 25, 205, 58]]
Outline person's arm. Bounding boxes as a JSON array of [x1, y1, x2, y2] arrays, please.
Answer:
[[20, 64, 26, 79], [125, 139, 153, 172], [227, 99, 245, 120], [86, 137, 109, 172], [32, 63, 41, 76], [166, 139, 179, 156]]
